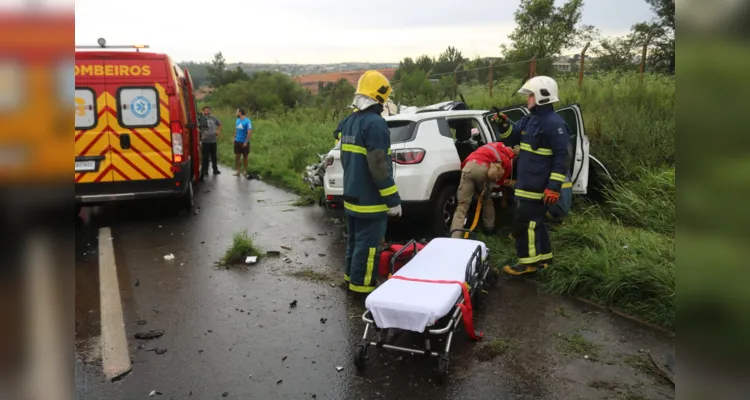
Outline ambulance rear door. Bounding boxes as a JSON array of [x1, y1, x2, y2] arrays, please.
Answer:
[[75, 58, 114, 183], [104, 58, 174, 183]]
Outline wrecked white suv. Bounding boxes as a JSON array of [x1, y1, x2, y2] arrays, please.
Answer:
[[314, 102, 610, 235]]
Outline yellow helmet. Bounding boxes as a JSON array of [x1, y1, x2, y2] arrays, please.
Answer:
[[355, 70, 392, 104]]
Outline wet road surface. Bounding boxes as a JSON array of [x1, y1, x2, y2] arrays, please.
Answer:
[[75, 165, 675, 400]]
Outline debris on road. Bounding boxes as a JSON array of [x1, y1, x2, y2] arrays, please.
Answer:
[[149, 390, 162, 397], [320, 318, 327, 324], [282, 355, 288, 361], [135, 330, 164, 340], [163, 254, 175, 261], [281, 245, 292, 250], [222, 392, 229, 397], [336, 366, 344, 372], [283, 257, 292, 263], [276, 379, 283, 385], [155, 348, 167, 355], [289, 300, 297, 308], [266, 250, 281, 257], [318, 253, 326, 257], [245, 256, 258, 264], [136, 320, 147, 326]]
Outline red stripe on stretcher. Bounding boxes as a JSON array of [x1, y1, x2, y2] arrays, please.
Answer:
[[388, 275, 483, 341]]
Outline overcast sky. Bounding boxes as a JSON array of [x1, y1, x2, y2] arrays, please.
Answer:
[[74, 0, 655, 64]]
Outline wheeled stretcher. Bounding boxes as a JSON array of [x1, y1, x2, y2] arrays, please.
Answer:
[[354, 230, 499, 383]]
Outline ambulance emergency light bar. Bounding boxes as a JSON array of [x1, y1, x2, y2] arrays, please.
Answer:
[[75, 38, 150, 52]]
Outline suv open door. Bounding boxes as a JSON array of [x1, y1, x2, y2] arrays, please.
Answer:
[[555, 104, 589, 194], [483, 104, 529, 142]]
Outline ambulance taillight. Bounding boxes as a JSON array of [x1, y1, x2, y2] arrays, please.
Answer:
[[171, 121, 184, 163]]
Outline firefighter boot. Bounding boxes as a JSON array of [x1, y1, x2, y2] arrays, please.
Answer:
[[502, 263, 539, 276]]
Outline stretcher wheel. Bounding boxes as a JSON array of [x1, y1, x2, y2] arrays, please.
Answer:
[[436, 356, 450, 384], [353, 345, 366, 370]]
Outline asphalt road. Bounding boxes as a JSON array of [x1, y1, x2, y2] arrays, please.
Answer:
[[75, 165, 675, 400]]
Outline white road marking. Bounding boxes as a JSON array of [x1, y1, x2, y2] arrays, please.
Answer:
[[98, 227, 131, 381]]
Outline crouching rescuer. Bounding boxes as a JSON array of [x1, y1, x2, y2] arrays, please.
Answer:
[[341, 70, 402, 294], [496, 76, 571, 276], [450, 142, 517, 238]]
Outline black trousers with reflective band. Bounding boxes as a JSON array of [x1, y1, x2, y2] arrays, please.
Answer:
[[201, 142, 218, 174], [513, 200, 553, 265]]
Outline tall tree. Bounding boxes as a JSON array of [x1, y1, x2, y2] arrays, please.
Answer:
[[414, 55, 434, 73], [635, 0, 675, 74], [591, 36, 639, 72], [501, 0, 597, 62], [206, 52, 227, 88], [434, 46, 465, 74]]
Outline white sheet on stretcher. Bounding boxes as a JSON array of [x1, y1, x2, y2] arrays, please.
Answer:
[[365, 237, 488, 333]]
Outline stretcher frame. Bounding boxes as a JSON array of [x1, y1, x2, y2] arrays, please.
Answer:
[[353, 229, 499, 384]]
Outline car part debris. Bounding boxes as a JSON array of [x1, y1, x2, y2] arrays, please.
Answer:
[[163, 253, 175, 260], [135, 330, 164, 340]]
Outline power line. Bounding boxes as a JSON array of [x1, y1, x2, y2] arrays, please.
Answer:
[[389, 54, 578, 84]]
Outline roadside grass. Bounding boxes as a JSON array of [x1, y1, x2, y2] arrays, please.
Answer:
[[473, 337, 518, 362], [554, 332, 602, 358], [621, 353, 673, 385], [219, 230, 262, 267], [213, 109, 334, 205], [287, 267, 334, 282], [487, 206, 675, 329], [204, 72, 676, 331]]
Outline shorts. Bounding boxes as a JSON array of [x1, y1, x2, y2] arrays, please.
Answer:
[[234, 141, 250, 156]]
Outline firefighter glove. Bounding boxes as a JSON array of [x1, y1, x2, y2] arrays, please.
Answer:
[[543, 189, 560, 206], [387, 204, 402, 217]]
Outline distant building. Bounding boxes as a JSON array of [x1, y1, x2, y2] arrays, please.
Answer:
[[552, 56, 575, 72]]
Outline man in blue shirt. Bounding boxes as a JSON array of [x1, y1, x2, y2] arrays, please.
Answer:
[[233, 108, 252, 177]]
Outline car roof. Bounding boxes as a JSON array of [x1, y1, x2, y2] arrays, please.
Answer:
[[384, 109, 489, 122]]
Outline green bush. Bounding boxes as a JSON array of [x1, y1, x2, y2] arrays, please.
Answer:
[[604, 166, 675, 236], [485, 207, 675, 329]]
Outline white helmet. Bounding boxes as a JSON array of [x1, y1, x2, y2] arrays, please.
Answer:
[[518, 76, 559, 106]]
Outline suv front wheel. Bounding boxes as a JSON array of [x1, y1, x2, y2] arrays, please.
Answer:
[[431, 184, 457, 236]]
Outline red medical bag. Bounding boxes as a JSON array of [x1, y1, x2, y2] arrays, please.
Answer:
[[378, 240, 428, 277]]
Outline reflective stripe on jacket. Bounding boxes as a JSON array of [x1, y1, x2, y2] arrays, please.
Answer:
[[499, 104, 571, 201], [341, 105, 400, 218]]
